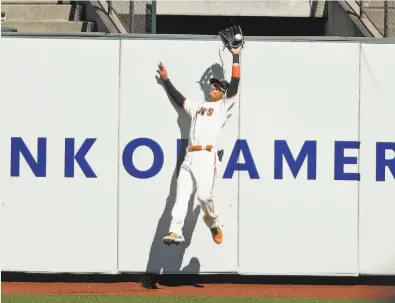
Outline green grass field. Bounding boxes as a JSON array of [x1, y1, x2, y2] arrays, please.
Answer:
[[2, 295, 395, 303]]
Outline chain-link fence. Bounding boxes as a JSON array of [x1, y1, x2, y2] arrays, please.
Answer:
[[358, 0, 395, 37], [108, 0, 155, 33], [109, 0, 394, 37]]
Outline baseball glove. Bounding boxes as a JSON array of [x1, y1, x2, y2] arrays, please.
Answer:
[[218, 23, 245, 51]]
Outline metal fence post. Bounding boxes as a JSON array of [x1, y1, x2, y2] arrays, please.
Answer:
[[108, 0, 113, 14], [129, 0, 134, 33], [384, 0, 389, 37], [152, 0, 157, 34]]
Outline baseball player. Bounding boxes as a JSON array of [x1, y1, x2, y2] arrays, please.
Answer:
[[157, 45, 241, 245]]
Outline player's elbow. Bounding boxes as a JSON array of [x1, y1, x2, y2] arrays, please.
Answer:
[[197, 191, 213, 204], [226, 78, 240, 98], [173, 96, 185, 107]]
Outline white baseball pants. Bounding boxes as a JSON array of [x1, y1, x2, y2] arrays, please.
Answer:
[[169, 150, 219, 236]]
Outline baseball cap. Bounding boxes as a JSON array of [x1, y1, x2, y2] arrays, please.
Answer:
[[210, 78, 229, 91]]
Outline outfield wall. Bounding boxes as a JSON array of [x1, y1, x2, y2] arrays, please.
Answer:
[[1, 36, 394, 276]]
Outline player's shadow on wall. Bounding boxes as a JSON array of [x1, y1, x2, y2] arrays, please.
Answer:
[[143, 62, 225, 289], [197, 61, 226, 102]]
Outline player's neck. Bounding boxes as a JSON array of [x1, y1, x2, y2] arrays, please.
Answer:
[[209, 98, 222, 102]]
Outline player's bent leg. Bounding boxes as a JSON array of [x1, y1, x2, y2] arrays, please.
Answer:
[[164, 164, 195, 246], [194, 152, 223, 244]]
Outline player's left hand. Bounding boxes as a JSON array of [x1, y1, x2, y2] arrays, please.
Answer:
[[157, 61, 168, 80]]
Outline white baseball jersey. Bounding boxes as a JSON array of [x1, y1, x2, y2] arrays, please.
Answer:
[[183, 95, 237, 147], [168, 94, 238, 237]]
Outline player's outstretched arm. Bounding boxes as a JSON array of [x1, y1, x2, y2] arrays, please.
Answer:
[[157, 61, 186, 107], [226, 48, 241, 99]]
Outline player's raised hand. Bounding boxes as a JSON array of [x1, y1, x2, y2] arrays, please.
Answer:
[[157, 61, 168, 80]]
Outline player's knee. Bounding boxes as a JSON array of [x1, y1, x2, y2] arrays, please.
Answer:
[[197, 190, 213, 203]]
